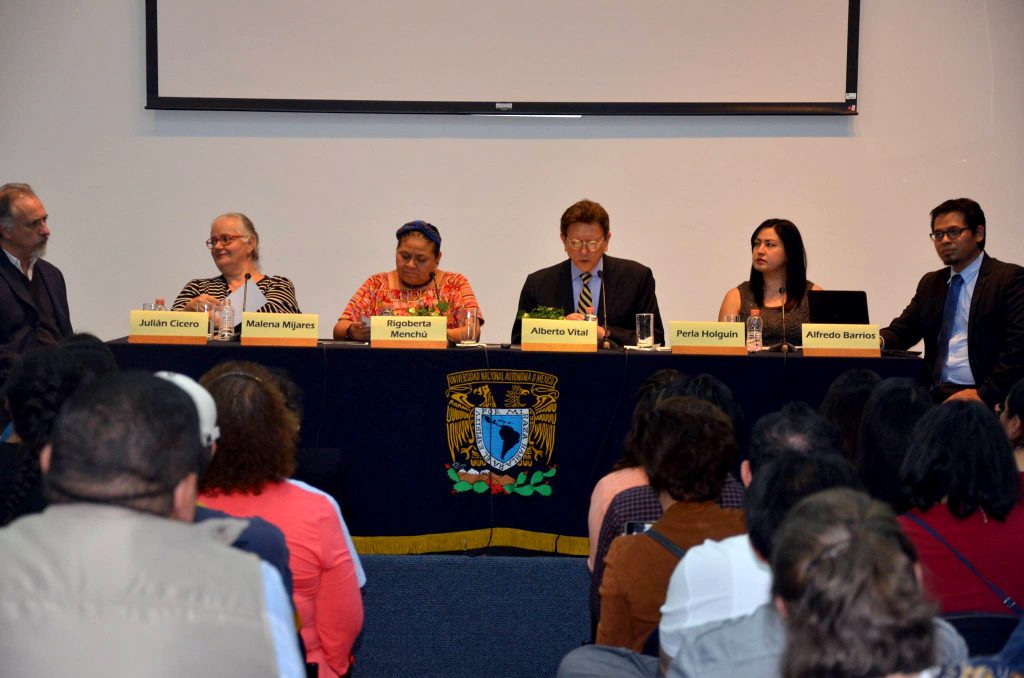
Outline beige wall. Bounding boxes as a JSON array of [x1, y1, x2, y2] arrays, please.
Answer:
[[2, 1, 1022, 344]]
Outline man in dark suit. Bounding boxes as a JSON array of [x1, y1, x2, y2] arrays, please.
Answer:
[[511, 199, 664, 346], [0, 183, 72, 380], [881, 198, 1024, 406]]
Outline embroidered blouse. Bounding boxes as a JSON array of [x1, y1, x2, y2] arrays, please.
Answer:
[[339, 270, 483, 329]]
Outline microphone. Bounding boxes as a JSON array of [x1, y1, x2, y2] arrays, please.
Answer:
[[772, 286, 793, 353], [429, 271, 445, 311], [242, 272, 251, 314], [598, 270, 611, 350]]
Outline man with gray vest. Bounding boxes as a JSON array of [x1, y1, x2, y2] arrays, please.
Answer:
[[0, 372, 304, 677]]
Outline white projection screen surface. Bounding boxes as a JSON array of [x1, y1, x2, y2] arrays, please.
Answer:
[[147, 0, 859, 116]]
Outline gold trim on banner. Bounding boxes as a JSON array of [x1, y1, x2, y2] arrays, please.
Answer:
[[353, 528, 588, 556]]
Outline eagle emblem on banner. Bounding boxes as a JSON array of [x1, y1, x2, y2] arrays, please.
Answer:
[[445, 369, 558, 496]]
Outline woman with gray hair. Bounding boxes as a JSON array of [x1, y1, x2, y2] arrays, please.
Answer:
[[172, 212, 300, 314]]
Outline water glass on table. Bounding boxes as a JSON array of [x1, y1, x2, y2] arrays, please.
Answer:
[[636, 313, 655, 349], [460, 308, 479, 345]]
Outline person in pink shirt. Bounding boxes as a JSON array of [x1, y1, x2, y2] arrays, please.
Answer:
[[199, 360, 363, 678]]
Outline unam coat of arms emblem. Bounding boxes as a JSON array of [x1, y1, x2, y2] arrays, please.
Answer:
[[445, 369, 559, 496]]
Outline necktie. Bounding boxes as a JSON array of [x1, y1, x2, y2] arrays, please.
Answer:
[[577, 272, 593, 315], [934, 273, 963, 385]]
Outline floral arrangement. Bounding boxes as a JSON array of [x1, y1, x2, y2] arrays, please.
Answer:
[[517, 306, 565, 320], [406, 299, 451, 316]]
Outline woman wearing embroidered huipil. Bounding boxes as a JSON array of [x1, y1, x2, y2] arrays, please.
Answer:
[[332, 220, 483, 344], [172, 213, 300, 314], [717, 218, 821, 349]]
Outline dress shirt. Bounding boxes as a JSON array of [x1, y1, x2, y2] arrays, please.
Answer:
[[1, 246, 34, 281], [571, 259, 603, 315], [941, 252, 984, 384]]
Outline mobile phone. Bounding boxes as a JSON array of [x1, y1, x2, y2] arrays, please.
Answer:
[[624, 521, 654, 535]]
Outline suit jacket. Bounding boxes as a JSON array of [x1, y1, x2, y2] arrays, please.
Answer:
[[0, 254, 72, 377], [880, 254, 1024, 406], [511, 255, 664, 346]]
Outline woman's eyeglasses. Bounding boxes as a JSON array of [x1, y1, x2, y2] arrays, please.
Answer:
[[205, 234, 246, 249]]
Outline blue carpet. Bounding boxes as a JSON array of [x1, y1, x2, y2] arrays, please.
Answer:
[[352, 554, 590, 677]]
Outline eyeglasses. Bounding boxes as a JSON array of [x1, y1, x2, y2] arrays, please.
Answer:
[[205, 234, 246, 249], [928, 228, 969, 242], [565, 238, 605, 252]]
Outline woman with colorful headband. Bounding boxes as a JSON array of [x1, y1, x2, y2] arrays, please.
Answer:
[[332, 220, 484, 344]]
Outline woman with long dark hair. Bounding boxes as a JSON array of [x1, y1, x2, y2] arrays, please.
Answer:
[[718, 218, 822, 348]]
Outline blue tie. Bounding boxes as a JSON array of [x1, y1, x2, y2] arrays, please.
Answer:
[[934, 273, 963, 385]]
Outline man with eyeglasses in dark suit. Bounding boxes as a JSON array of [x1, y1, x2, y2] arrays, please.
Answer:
[[511, 199, 664, 348], [881, 198, 1024, 406]]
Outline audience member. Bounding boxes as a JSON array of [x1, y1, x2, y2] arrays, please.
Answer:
[[560, 451, 862, 678], [855, 377, 933, 509], [819, 367, 881, 459], [0, 372, 304, 677], [899, 400, 1024, 614], [772, 488, 969, 678], [665, 489, 967, 678], [998, 377, 1024, 476], [596, 397, 743, 651], [154, 370, 295, 598], [0, 347, 84, 525], [267, 366, 365, 588], [199, 360, 363, 678], [58, 331, 118, 379], [588, 369, 687, 571]]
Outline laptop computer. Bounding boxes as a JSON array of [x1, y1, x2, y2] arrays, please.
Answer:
[[807, 290, 870, 324]]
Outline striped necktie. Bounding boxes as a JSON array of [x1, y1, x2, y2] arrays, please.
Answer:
[[577, 272, 593, 315]]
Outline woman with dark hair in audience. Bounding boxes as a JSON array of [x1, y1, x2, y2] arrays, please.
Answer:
[[855, 377, 934, 509], [899, 400, 1024, 614], [998, 377, 1024, 481], [819, 368, 881, 459], [199, 360, 363, 678], [718, 218, 822, 349], [597, 396, 744, 651], [0, 347, 84, 526], [772, 488, 982, 678], [587, 368, 687, 571]]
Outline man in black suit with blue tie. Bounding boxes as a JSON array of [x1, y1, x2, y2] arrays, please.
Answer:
[[880, 198, 1024, 406], [0, 183, 72, 381], [511, 199, 664, 347]]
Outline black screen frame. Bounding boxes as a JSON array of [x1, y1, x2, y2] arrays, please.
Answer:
[[145, 0, 860, 117]]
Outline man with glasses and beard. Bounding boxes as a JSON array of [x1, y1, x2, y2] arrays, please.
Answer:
[[0, 183, 72, 382]]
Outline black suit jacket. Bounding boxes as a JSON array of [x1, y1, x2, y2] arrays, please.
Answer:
[[511, 255, 664, 346], [880, 254, 1024, 406], [0, 253, 72, 378]]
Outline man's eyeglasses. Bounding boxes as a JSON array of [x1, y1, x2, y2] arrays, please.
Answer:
[[565, 237, 605, 252], [205, 234, 246, 249], [928, 228, 970, 242]]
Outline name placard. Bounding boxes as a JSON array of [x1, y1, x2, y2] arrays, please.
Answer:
[[240, 312, 319, 347], [128, 310, 208, 345], [521, 318, 596, 353], [802, 324, 881, 358], [370, 316, 448, 349], [669, 321, 746, 355]]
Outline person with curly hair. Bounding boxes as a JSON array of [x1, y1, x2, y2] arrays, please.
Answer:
[[1, 346, 85, 525], [198, 360, 363, 678], [596, 396, 744, 652]]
